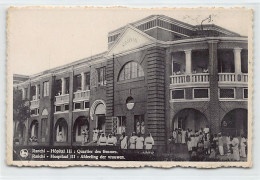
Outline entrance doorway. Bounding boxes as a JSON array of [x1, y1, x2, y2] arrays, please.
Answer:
[[221, 108, 248, 137], [94, 103, 106, 132], [172, 108, 208, 132], [97, 115, 106, 132]]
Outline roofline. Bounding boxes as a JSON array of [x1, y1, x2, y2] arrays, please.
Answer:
[[28, 51, 107, 79]]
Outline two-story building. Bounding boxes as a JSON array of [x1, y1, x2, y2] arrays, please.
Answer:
[[13, 15, 248, 152]]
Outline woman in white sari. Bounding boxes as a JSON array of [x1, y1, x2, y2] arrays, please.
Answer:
[[231, 136, 240, 161]]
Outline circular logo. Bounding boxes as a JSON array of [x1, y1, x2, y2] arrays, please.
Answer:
[[20, 149, 29, 158]]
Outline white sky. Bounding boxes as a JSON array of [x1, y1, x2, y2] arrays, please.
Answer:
[[8, 7, 251, 75]]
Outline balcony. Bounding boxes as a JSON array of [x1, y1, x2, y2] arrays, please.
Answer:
[[170, 73, 248, 88], [30, 99, 39, 109], [73, 90, 90, 102], [218, 73, 248, 87], [170, 73, 210, 87], [55, 94, 69, 105]]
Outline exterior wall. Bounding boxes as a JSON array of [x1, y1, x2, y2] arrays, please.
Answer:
[[112, 48, 148, 136], [13, 22, 248, 153]]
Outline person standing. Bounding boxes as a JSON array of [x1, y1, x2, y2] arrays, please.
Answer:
[[81, 129, 86, 145], [181, 129, 186, 144], [204, 133, 210, 155], [218, 133, 224, 156], [112, 133, 117, 146], [129, 132, 137, 149], [107, 134, 115, 146], [187, 137, 192, 153], [226, 134, 231, 153], [93, 128, 98, 143], [240, 135, 247, 158], [119, 132, 128, 149], [231, 136, 240, 161], [144, 133, 154, 150], [136, 133, 144, 150], [85, 129, 89, 143], [172, 129, 177, 143], [177, 129, 182, 144], [97, 133, 107, 146]]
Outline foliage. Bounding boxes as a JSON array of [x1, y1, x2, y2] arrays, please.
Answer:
[[13, 88, 30, 123]]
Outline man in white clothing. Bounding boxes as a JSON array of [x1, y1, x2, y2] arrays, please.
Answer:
[[136, 133, 144, 150], [144, 133, 154, 150], [97, 133, 107, 146], [240, 135, 247, 158], [120, 132, 128, 149], [129, 132, 137, 149]]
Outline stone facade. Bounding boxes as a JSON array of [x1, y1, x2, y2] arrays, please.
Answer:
[[13, 15, 248, 151]]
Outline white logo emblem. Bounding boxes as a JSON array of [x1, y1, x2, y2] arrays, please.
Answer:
[[20, 149, 29, 158]]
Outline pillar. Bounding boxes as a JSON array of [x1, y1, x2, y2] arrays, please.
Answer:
[[22, 88, 25, 100], [185, 49, 192, 74], [208, 40, 220, 134], [81, 72, 85, 91], [35, 85, 39, 100], [61, 77, 66, 95], [234, 47, 242, 74]]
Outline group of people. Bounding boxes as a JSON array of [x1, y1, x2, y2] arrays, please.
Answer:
[[91, 130, 155, 150], [173, 68, 209, 75], [171, 128, 247, 161], [97, 133, 118, 146], [119, 132, 154, 150]]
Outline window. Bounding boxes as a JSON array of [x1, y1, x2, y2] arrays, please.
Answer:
[[172, 62, 181, 74], [193, 88, 209, 99], [31, 108, 39, 116], [97, 67, 106, 86], [24, 88, 28, 100], [219, 88, 235, 99], [55, 79, 62, 96], [117, 116, 126, 134], [64, 104, 69, 111], [55, 106, 61, 112], [74, 102, 81, 110], [172, 89, 185, 99], [84, 101, 90, 109], [85, 72, 90, 90], [41, 118, 47, 142], [118, 61, 144, 81], [65, 77, 70, 94], [74, 74, 82, 92], [37, 85, 41, 99], [134, 115, 145, 135], [43, 81, 49, 97], [243, 88, 248, 99]]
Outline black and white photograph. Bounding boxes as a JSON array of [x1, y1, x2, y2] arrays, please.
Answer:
[[7, 7, 252, 167]]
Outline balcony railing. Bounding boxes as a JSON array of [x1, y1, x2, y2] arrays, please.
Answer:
[[218, 73, 248, 83], [30, 99, 39, 109], [74, 90, 90, 101], [170, 73, 209, 85], [170, 73, 248, 86], [55, 94, 69, 104]]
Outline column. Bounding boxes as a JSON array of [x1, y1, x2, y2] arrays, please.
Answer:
[[22, 88, 25, 100], [81, 72, 85, 91], [185, 49, 192, 74], [208, 40, 220, 134], [61, 77, 66, 95], [234, 47, 242, 74], [35, 85, 39, 100]]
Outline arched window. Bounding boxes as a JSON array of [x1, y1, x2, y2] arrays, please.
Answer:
[[118, 61, 144, 81]]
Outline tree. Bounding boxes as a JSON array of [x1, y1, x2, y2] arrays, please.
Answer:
[[13, 88, 30, 123]]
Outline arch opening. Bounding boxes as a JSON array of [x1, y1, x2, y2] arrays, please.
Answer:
[[54, 118, 68, 142], [172, 108, 208, 132], [73, 116, 89, 143], [29, 120, 39, 143], [221, 108, 248, 137]]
